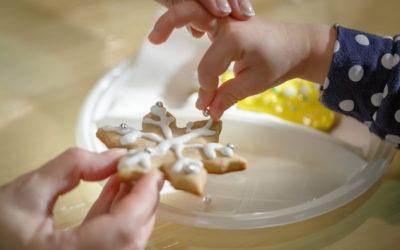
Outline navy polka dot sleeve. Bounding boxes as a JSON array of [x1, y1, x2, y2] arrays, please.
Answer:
[[320, 25, 400, 147]]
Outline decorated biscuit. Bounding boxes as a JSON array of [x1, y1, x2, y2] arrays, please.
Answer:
[[96, 102, 247, 196]]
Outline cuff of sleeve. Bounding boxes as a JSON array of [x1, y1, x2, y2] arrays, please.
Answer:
[[320, 25, 400, 146]]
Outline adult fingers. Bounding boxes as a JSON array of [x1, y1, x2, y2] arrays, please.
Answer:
[[111, 170, 164, 224], [39, 148, 126, 193], [196, 29, 242, 109], [34, 148, 127, 213], [149, 0, 215, 44], [155, 0, 253, 20], [209, 66, 266, 120], [73, 213, 157, 249], [186, 25, 205, 38], [124, 215, 156, 250], [83, 175, 121, 223], [73, 172, 162, 250], [228, 0, 255, 20], [198, 0, 232, 16], [110, 182, 133, 210]]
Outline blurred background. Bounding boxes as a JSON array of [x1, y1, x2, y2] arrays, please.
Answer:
[[1, 0, 400, 249]]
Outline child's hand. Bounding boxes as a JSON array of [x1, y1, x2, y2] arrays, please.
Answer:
[[149, 1, 336, 120]]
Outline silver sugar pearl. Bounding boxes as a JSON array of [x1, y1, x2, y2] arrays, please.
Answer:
[[120, 122, 128, 129], [156, 101, 164, 107], [183, 164, 197, 174], [202, 109, 210, 117], [202, 195, 212, 205], [227, 143, 235, 150], [186, 121, 193, 131]]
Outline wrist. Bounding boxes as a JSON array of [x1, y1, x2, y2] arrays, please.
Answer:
[[301, 24, 337, 84]]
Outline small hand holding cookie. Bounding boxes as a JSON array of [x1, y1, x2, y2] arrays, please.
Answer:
[[0, 148, 164, 250], [149, 1, 336, 120]]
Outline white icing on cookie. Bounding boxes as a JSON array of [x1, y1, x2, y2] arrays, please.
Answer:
[[120, 149, 152, 170], [103, 125, 162, 145], [203, 143, 234, 159], [172, 158, 203, 174], [143, 105, 175, 139], [103, 125, 131, 134], [101, 103, 236, 174], [185, 122, 194, 132]]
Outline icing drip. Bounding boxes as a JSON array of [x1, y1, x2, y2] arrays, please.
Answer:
[[203, 143, 234, 159], [172, 158, 203, 174], [182, 164, 199, 174], [103, 103, 236, 174]]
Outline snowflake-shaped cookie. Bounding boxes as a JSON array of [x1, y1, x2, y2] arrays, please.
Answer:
[[96, 102, 247, 195]]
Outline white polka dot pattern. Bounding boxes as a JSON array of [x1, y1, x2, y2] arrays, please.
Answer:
[[348, 65, 364, 82], [373, 111, 377, 121], [323, 78, 329, 90], [334, 40, 340, 53], [339, 100, 354, 112], [371, 93, 383, 107], [355, 34, 369, 46], [321, 25, 400, 148], [381, 53, 400, 69], [383, 84, 389, 98], [395, 110, 400, 123]]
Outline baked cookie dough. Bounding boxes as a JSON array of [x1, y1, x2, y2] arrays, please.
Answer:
[[97, 102, 247, 196]]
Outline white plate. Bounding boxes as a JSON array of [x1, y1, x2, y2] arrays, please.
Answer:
[[76, 28, 395, 229]]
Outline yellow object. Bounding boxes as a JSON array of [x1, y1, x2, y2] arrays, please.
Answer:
[[220, 72, 336, 131]]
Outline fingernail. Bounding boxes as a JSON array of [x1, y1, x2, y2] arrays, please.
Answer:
[[186, 26, 194, 36], [208, 18, 218, 37], [210, 109, 222, 121], [240, 0, 255, 17], [152, 170, 165, 191], [148, 29, 161, 44], [217, 0, 231, 14], [105, 148, 128, 157], [196, 98, 202, 109], [196, 98, 207, 110], [158, 177, 165, 191]]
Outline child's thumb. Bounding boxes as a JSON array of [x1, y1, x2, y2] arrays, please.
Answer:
[[209, 67, 266, 120]]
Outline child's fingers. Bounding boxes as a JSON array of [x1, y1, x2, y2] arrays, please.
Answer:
[[196, 28, 242, 110], [149, 1, 215, 44], [209, 66, 265, 120], [228, 0, 255, 20]]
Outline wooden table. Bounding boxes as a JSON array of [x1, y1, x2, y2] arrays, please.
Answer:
[[1, 0, 399, 249]]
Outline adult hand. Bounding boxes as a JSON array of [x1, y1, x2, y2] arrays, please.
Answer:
[[154, 0, 255, 39], [0, 148, 164, 250]]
